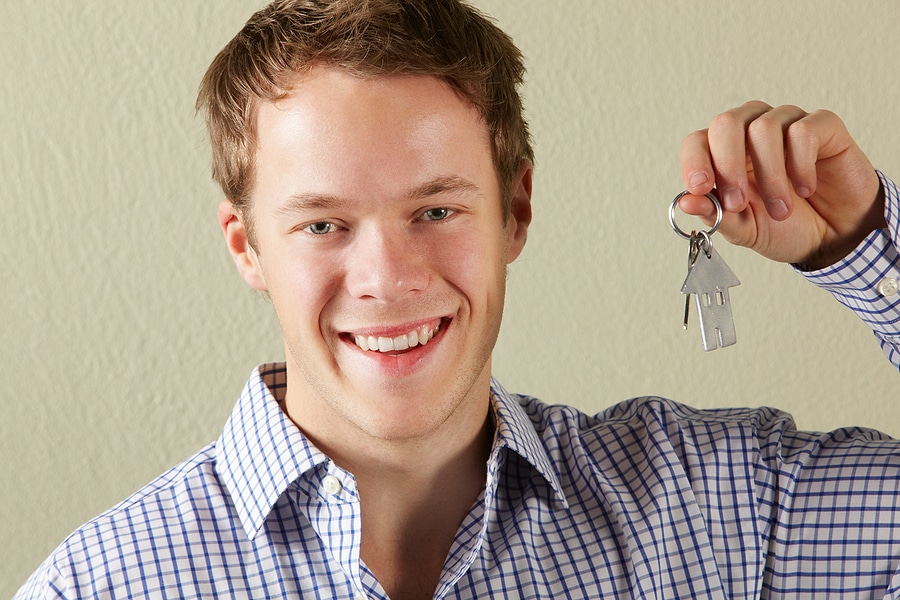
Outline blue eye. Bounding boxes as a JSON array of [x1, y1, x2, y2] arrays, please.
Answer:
[[305, 222, 336, 235], [422, 208, 451, 221]]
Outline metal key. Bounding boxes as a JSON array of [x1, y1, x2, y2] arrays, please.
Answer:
[[681, 232, 740, 350], [669, 192, 741, 351], [682, 230, 702, 330]]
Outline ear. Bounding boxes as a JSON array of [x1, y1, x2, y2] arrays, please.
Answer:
[[505, 159, 533, 264], [218, 200, 267, 291]]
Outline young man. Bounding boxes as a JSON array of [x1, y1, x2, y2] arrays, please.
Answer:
[[17, 1, 900, 598]]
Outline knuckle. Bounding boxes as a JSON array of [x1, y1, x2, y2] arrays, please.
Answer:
[[810, 108, 837, 121], [682, 129, 708, 152], [741, 99, 772, 112], [775, 103, 805, 115], [746, 114, 782, 142], [683, 128, 706, 144], [709, 110, 742, 133], [785, 119, 815, 146]]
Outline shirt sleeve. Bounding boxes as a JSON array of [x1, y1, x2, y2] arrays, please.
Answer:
[[796, 171, 900, 370], [750, 406, 900, 597]]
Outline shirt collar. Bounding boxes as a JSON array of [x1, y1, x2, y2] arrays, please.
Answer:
[[215, 365, 568, 540], [489, 377, 568, 507], [215, 363, 329, 540]]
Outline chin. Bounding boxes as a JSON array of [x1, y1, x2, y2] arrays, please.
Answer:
[[352, 406, 447, 443]]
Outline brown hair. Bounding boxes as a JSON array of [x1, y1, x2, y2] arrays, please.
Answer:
[[196, 0, 532, 231]]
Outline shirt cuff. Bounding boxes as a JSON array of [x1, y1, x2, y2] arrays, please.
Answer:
[[795, 171, 900, 353]]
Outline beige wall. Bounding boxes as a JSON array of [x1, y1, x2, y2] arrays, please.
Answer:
[[4, 1, 899, 593]]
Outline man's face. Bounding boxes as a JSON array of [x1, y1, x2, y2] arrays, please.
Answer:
[[220, 68, 531, 446]]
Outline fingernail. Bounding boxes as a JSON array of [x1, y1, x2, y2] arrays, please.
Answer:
[[768, 198, 789, 220], [688, 171, 708, 189], [722, 187, 743, 211]]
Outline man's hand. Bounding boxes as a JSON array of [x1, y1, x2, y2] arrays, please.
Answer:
[[677, 101, 886, 269]]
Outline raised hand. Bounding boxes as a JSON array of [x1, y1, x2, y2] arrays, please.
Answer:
[[677, 101, 885, 269]]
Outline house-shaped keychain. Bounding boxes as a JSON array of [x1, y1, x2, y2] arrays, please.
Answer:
[[681, 243, 741, 351]]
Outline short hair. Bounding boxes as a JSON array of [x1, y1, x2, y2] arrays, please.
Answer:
[[196, 0, 533, 232]]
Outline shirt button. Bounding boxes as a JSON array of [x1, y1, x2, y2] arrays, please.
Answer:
[[322, 475, 343, 496], [877, 277, 899, 297]]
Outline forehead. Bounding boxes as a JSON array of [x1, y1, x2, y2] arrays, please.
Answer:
[[258, 69, 488, 150], [251, 69, 497, 204]]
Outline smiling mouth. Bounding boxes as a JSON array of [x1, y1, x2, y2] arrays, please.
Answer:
[[351, 319, 446, 354]]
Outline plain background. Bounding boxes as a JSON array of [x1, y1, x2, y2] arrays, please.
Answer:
[[4, 1, 900, 594]]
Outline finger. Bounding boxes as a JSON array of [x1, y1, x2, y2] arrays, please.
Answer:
[[678, 130, 720, 228], [675, 191, 757, 249], [677, 192, 718, 221], [706, 100, 773, 213], [680, 129, 715, 196], [745, 104, 808, 220], [783, 109, 844, 199]]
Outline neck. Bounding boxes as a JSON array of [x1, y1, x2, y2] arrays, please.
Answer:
[[282, 368, 496, 599], [354, 408, 494, 600]]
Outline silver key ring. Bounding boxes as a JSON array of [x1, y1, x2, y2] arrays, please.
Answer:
[[668, 191, 723, 240]]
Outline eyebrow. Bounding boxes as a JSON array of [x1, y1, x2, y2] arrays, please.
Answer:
[[405, 176, 481, 201], [274, 176, 482, 217], [274, 192, 349, 217]]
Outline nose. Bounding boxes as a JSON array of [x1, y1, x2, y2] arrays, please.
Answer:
[[345, 224, 430, 302]]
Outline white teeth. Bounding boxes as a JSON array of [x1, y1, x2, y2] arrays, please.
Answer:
[[353, 322, 441, 353]]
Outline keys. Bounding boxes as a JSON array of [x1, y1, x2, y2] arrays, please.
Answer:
[[681, 231, 740, 350], [669, 192, 741, 351]]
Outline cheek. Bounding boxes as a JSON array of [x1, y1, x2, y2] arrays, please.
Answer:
[[262, 251, 345, 325], [436, 231, 509, 304]]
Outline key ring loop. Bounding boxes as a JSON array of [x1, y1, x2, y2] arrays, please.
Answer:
[[668, 191, 723, 241], [693, 229, 712, 258]]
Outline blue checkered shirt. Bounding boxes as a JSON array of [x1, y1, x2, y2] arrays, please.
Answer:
[[17, 174, 900, 599]]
